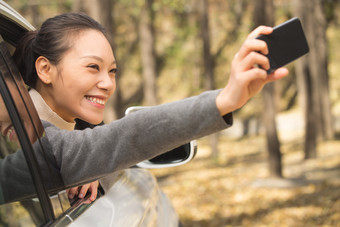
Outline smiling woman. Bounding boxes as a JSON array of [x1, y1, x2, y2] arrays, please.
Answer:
[[13, 14, 117, 126], [12, 12, 118, 204]]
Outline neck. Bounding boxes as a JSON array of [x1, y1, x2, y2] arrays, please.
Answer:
[[29, 88, 76, 131]]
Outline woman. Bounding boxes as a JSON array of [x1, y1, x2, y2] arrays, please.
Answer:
[[13, 12, 288, 202], [13, 13, 116, 203]]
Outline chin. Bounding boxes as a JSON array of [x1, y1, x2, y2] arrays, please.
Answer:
[[81, 116, 103, 125], [88, 119, 103, 125]]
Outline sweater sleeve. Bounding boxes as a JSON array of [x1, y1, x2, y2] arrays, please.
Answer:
[[41, 90, 233, 187]]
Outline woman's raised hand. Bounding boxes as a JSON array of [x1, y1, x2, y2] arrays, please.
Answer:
[[216, 26, 289, 116]]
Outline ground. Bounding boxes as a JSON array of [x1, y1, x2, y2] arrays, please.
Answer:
[[151, 131, 340, 227]]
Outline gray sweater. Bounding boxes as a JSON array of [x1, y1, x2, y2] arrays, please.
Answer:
[[41, 90, 232, 188]]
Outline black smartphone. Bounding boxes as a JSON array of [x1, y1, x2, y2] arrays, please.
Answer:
[[256, 17, 309, 74]]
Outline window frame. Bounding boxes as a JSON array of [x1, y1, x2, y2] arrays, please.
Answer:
[[0, 38, 55, 224]]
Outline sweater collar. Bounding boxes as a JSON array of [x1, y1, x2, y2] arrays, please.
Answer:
[[29, 88, 75, 131]]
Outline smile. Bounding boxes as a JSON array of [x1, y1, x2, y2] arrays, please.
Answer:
[[85, 96, 105, 105]]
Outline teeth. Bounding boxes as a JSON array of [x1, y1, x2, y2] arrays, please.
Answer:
[[6, 126, 14, 138], [86, 96, 105, 105]]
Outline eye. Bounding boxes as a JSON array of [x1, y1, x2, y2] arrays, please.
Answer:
[[109, 68, 117, 74], [88, 64, 99, 71]]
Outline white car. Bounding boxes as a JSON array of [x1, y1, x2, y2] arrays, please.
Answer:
[[0, 1, 196, 226]]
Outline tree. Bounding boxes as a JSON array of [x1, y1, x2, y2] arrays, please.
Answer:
[[194, 0, 247, 159], [199, 0, 214, 91], [197, 0, 220, 158], [253, 0, 282, 178], [139, 0, 158, 106], [28, 0, 39, 26], [294, 0, 334, 159]]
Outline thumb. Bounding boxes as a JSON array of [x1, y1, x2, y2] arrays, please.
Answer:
[[267, 67, 289, 82]]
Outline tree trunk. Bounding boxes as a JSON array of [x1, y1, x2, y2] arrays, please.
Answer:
[[309, 1, 333, 141], [29, 1, 39, 27], [253, 0, 282, 178], [139, 0, 158, 106], [198, 0, 219, 159], [294, 0, 333, 159], [263, 83, 282, 177], [300, 59, 318, 159], [200, 0, 214, 91]]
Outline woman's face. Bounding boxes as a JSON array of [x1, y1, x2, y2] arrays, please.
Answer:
[[43, 29, 117, 124]]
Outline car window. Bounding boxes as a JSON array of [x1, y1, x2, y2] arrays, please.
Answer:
[[0, 92, 46, 226]]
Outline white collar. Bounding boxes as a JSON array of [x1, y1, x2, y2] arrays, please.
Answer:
[[29, 88, 76, 131]]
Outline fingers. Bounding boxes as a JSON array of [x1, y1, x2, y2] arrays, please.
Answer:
[[67, 181, 99, 204], [67, 187, 80, 200], [242, 67, 289, 88], [239, 51, 270, 72], [89, 181, 99, 202], [267, 67, 289, 81], [236, 25, 273, 63], [244, 67, 268, 81], [82, 181, 99, 204], [247, 25, 273, 40], [236, 39, 268, 61], [77, 184, 90, 199]]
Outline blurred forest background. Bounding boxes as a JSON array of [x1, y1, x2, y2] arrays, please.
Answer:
[[7, 0, 340, 226]]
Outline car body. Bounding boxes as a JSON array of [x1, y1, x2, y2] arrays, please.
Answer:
[[0, 1, 196, 226]]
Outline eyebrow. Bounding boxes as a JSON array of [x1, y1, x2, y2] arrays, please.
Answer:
[[81, 55, 116, 65]]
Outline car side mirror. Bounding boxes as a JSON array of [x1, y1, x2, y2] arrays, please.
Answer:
[[125, 106, 197, 169]]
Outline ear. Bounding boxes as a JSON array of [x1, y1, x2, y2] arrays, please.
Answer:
[[35, 56, 54, 85]]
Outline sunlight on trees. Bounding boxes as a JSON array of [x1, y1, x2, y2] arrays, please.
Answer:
[[5, 0, 340, 226]]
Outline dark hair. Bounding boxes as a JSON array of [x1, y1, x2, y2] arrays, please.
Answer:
[[13, 13, 109, 88]]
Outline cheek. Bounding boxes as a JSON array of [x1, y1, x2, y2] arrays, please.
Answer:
[[112, 79, 117, 92], [63, 77, 94, 96], [59, 67, 88, 87], [0, 113, 10, 122], [110, 78, 117, 94]]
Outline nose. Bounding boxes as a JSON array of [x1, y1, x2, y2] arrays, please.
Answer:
[[97, 72, 115, 92]]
